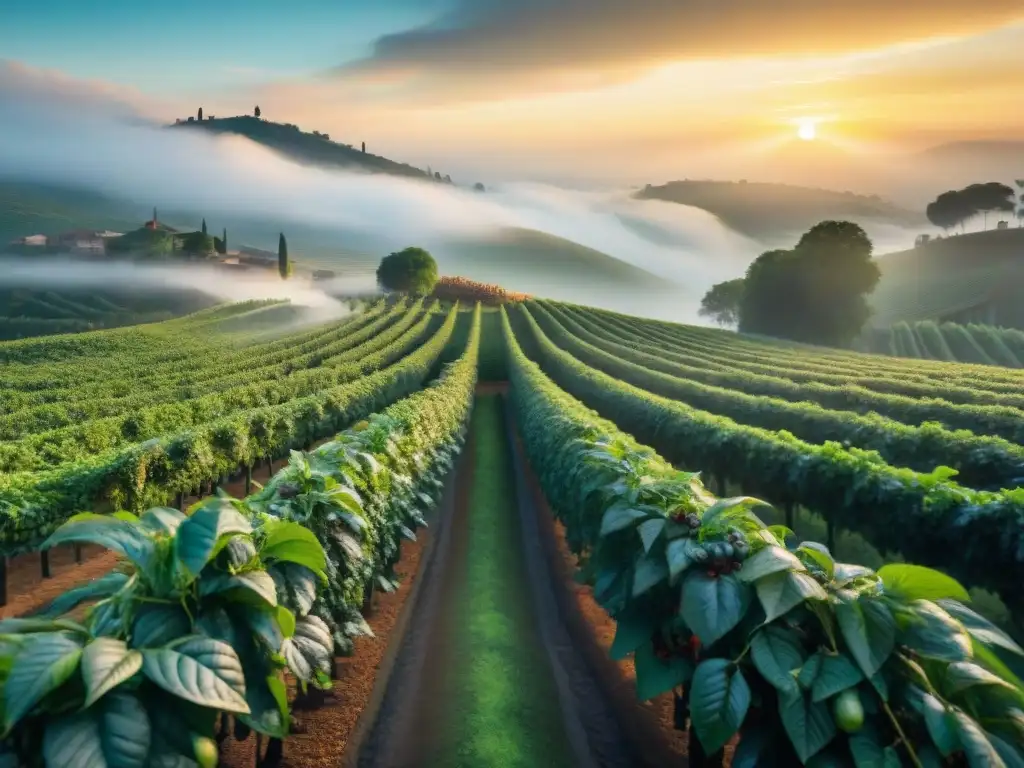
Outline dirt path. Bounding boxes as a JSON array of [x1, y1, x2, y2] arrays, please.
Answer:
[[354, 389, 659, 768]]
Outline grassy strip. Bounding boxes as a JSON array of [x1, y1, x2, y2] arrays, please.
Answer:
[[438, 394, 572, 768]]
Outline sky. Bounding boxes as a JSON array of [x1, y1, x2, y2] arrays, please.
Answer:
[[2, 1, 1024, 190]]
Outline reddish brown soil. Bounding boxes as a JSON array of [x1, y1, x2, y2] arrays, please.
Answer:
[[219, 519, 430, 768]]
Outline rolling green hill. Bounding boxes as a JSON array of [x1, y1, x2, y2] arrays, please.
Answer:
[[635, 179, 924, 244], [868, 228, 1024, 328], [168, 116, 432, 179]]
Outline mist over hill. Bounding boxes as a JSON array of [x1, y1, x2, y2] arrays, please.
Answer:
[[636, 180, 925, 247]]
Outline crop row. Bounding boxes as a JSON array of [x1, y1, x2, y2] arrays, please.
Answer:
[[879, 320, 1024, 368], [578, 305, 1024, 407], [0, 304, 460, 557], [0, 301, 403, 434], [547, 303, 1024, 445], [509, 303, 1024, 613], [0, 305, 481, 766], [0, 302, 433, 472], [530, 302, 1024, 491], [501, 305, 1024, 766], [0, 299, 280, 372], [0, 300, 380, 400], [585, 302, 1024, 394]]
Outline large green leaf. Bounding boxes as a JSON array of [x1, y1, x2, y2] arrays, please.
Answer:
[[737, 545, 804, 584], [599, 503, 649, 536], [778, 692, 837, 764], [43, 517, 154, 570], [272, 563, 318, 616], [42, 692, 150, 768], [0, 618, 88, 635], [40, 572, 131, 619], [937, 600, 1024, 658], [811, 653, 863, 703], [756, 570, 827, 622], [81, 638, 143, 707], [609, 608, 657, 661], [636, 519, 666, 553], [690, 659, 750, 755], [633, 553, 669, 597], [141, 637, 249, 713], [751, 626, 804, 702], [946, 661, 1019, 698], [666, 538, 704, 580], [175, 502, 251, 576], [953, 710, 1004, 768], [282, 616, 333, 681], [199, 571, 278, 608], [899, 601, 972, 663], [3, 632, 84, 731], [235, 673, 289, 739], [130, 606, 191, 649], [920, 691, 959, 757], [633, 639, 693, 701], [849, 728, 903, 768], [680, 572, 750, 647], [988, 732, 1024, 768], [836, 597, 896, 679], [878, 564, 969, 602], [259, 520, 328, 580], [139, 508, 187, 536]]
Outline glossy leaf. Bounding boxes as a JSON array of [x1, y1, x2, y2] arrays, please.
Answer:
[[600, 504, 649, 535], [680, 572, 749, 647], [878, 564, 969, 602], [633, 640, 693, 701], [899, 601, 972, 663], [142, 637, 249, 713], [130, 606, 191, 649], [751, 626, 804, 702], [633, 553, 669, 597], [666, 538, 704, 580], [756, 570, 827, 622], [636, 518, 666, 553], [920, 692, 959, 757], [736, 545, 804, 584], [39, 572, 131, 619], [779, 692, 837, 764], [42, 692, 150, 768], [199, 571, 278, 608], [175, 502, 251, 576], [3, 632, 84, 730], [260, 520, 328, 580], [836, 597, 896, 679], [81, 638, 143, 707], [609, 609, 656, 661], [690, 659, 750, 755], [811, 653, 863, 703], [43, 517, 154, 571]]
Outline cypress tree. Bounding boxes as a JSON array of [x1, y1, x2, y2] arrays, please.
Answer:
[[201, 218, 207, 235], [278, 233, 289, 279], [198, 107, 203, 121], [222, 228, 227, 253]]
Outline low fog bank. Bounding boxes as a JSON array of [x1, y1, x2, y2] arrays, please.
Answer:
[[0, 96, 760, 321], [0, 257, 365, 328]]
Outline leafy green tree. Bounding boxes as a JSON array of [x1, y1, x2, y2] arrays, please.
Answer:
[[925, 190, 969, 234], [278, 233, 290, 279], [255, 105, 261, 118], [961, 181, 1015, 229], [739, 221, 879, 347], [699, 278, 745, 328], [181, 231, 214, 256], [376, 247, 439, 295]]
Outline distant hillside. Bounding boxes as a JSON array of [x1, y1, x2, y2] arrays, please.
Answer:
[[869, 228, 1024, 328], [635, 180, 925, 244], [169, 116, 431, 179]]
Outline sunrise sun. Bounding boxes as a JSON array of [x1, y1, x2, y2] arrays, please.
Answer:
[[797, 119, 817, 141]]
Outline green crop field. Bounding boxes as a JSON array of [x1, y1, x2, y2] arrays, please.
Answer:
[[2, 292, 1023, 767]]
